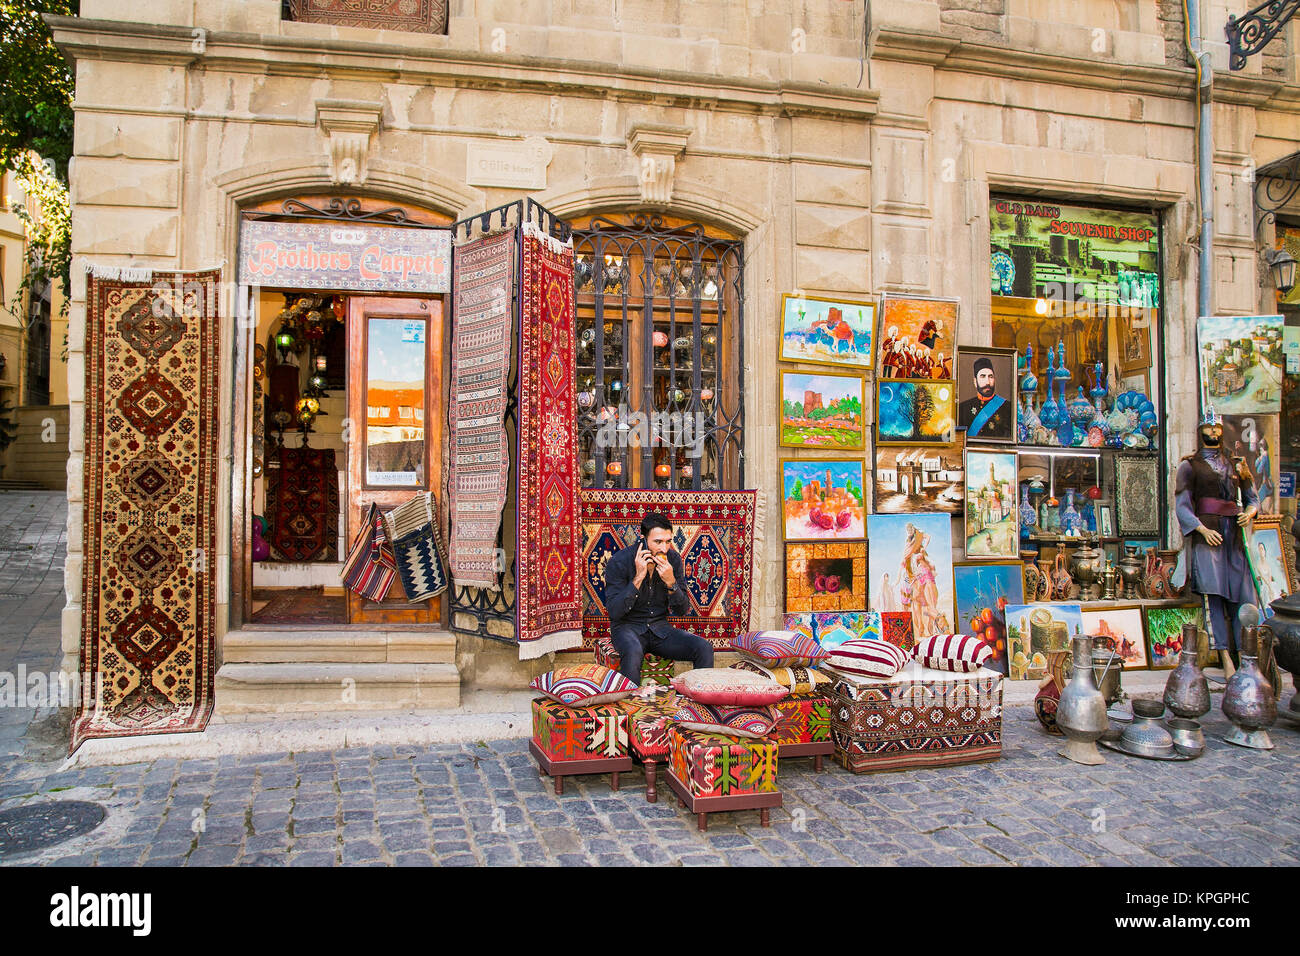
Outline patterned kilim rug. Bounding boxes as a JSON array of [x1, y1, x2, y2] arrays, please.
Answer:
[[265, 445, 339, 562], [286, 0, 447, 32], [515, 223, 583, 658], [579, 489, 762, 650], [72, 269, 221, 753], [448, 229, 515, 588]]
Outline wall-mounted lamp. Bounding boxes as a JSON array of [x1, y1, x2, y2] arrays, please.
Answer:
[[1266, 246, 1298, 295]]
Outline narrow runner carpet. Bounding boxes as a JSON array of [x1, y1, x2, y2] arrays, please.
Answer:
[[265, 445, 338, 562], [72, 269, 221, 753], [579, 489, 761, 650], [448, 229, 515, 588], [515, 222, 583, 658]]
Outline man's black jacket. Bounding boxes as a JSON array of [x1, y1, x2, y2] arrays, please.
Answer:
[[603, 541, 689, 638]]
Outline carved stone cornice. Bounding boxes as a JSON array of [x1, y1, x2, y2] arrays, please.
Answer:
[[626, 125, 690, 206], [315, 99, 382, 186]]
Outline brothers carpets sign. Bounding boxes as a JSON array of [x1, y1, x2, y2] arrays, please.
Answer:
[[238, 220, 451, 293]]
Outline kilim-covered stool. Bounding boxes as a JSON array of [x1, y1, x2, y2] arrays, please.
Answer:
[[530, 697, 635, 795], [594, 637, 675, 686], [666, 726, 781, 831], [622, 692, 680, 803], [829, 660, 1003, 774], [769, 691, 834, 770]]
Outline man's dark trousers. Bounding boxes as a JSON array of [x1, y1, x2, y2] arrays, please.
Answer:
[[610, 623, 713, 685]]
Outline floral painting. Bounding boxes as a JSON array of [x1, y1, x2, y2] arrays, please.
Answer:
[[781, 458, 865, 541], [953, 561, 1024, 676]]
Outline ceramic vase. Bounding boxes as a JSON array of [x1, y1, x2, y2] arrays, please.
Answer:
[[1222, 625, 1277, 750], [1019, 486, 1037, 536], [1056, 636, 1108, 765], [1060, 489, 1083, 536], [1163, 623, 1210, 719]]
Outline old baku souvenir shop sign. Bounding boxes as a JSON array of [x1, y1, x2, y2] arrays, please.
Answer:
[[238, 220, 452, 294]]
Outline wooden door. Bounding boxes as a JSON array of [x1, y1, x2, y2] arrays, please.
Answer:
[[346, 296, 443, 625]]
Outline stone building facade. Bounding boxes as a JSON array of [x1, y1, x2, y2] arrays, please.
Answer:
[[50, 0, 1300, 714]]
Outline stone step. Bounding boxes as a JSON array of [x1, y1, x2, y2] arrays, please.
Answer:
[[214, 661, 460, 714], [223, 627, 456, 664]]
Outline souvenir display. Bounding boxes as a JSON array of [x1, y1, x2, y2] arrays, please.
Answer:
[[876, 294, 957, 380], [876, 379, 956, 445], [780, 459, 866, 540], [1197, 314, 1283, 414], [779, 293, 874, 371], [873, 443, 964, 514], [779, 370, 866, 450], [1081, 605, 1147, 670], [867, 513, 955, 639], [956, 347, 1017, 442], [964, 450, 1019, 558]]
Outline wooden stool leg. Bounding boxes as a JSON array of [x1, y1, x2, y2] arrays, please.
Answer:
[[554, 775, 563, 796], [814, 754, 824, 772], [697, 812, 708, 832], [760, 808, 771, 827], [611, 771, 620, 792], [645, 760, 658, 803]]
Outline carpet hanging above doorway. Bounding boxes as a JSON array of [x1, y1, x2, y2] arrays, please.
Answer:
[[71, 269, 221, 753]]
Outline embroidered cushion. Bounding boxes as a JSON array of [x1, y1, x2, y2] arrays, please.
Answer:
[[823, 639, 910, 679], [731, 630, 829, 667], [730, 660, 830, 696], [529, 664, 638, 707], [915, 633, 994, 673], [670, 667, 789, 706], [673, 700, 776, 739]]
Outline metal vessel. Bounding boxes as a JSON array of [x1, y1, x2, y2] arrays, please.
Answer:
[[1056, 636, 1108, 765], [1222, 625, 1277, 750], [1268, 593, 1300, 715], [1119, 699, 1175, 757], [1162, 623, 1211, 719]]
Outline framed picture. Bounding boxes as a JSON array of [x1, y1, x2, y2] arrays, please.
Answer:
[[1004, 603, 1083, 681], [876, 379, 956, 445], [1082, 604, 1148, 670], [1144, 604, 1205, 670], [1118, 309, 1153, 372], [1115, 455, 1160, 535], [873, 440, 964, 515], [1245, 513, 1294, 607], [1119, 368, 1151, 398], [784, 540, 868, 614], [867, 512, 955, 637], [1197, 314, 1284, 414], [780, 460, 863, 541], [964, 449, 1019, 559], [809, 610, 881, 649], [780, 370, 866, 450], [956, 347, 1017, 443], [779, 293, 875, 371], [876, 294, 958, 381], [1223, 413, 1280, 514], [880, 611, 915, 652], [953, 560, 1024, 676], [1097, 502, 1115, 537], [780, 458, 866, 541], [1051, 453, 1101, 500]]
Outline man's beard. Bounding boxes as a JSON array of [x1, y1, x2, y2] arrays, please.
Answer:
[[977, 385, 995, 399]]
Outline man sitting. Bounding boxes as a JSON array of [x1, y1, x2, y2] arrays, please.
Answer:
[[604, 512, 714, 685]]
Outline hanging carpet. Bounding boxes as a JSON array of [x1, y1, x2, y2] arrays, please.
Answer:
[[265, 445, 339, 562], [72, 269, 221, 753], [579, 489, 762, 650], [448, 229, 515, 588], [382, 491, 450, 603], [514, 223, 583, 658]]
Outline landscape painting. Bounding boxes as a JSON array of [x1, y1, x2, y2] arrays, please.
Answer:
[[953, 561, 1024, 676], [780, 370, 866, 450], [867, 512, 954, 640], [1197, 314, 1284, 414], [779, 294, 874, 371], [873, 441, 964, 514], [876, 379, 956, 445], [964, 449, 1019, 558], [781, 458, 866, 541], [877, 295, 958, 380]]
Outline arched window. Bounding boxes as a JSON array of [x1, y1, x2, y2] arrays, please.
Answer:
[[571, 213, 745, 491]]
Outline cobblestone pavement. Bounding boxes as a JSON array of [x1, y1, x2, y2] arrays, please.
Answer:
[[2, 491, 1299, 867]]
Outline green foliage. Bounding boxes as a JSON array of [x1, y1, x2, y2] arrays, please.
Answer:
[[6, 152, 70, 330], [0, 1, 77, 176], [0, 399, 18, 452]]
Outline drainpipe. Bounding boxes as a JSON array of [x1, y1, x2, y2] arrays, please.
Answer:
[[1186, 0, 1214, 319]]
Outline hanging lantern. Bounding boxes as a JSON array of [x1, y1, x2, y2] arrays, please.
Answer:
[[606, 461, 623, 477], [314, 354, 328, 373], [654, 463, 671, 478], [652, 330, 669, 348], [275, 328, 296, 351]]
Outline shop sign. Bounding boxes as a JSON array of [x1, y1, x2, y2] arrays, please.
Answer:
[[238, 220, 451, 293], [1281, 472, 1296, 498], [466, 137, 552, 190], [989, 198, 1161, 307]]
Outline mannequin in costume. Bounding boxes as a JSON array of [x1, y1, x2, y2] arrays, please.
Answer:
[[1174, 406, 1259, 678]]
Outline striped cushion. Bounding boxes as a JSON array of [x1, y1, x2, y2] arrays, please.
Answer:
[[529, 664, 638, 707], [823, 639, 910, 679], [673, 700, 776, 739], [730, 660, 830, 695], [731, 630, 830, 667], [915, 633, 994, 673], [671, 667, 789, 706]]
